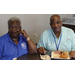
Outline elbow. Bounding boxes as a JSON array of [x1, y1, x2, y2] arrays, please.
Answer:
[[28, 46, 37, 54]]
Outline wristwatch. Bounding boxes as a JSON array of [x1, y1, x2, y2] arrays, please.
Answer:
[[27, 37, 30, 41]]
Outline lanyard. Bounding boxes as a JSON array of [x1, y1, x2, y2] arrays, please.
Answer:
[[53, 34, 62, 51]]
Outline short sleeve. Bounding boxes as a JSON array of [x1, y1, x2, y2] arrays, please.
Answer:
[[0, 38, 4, 59], [71, 30, 75, 51], [37, 30, 47, 49]]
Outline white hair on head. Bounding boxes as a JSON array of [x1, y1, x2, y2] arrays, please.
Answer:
[[8, 17, 21, 26]]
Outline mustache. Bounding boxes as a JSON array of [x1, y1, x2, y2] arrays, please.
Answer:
[[54, 26, 60, 28]]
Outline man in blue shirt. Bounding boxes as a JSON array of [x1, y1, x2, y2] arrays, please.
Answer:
[[0, 17, 37, 60], [37, 14, 75, 58]]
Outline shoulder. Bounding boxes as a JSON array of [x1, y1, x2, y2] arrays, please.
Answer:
[[42, 28, 51, 35], [39, 28, 51, 40], [0, 33, 8, 46], [62, 26, 74, 33], [0, 33, 8, 41], [19, 34, 27, 41]]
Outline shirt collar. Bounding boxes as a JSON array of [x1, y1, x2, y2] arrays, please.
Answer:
[[6, 33, 22, 44], [6, 33, 12, 42]]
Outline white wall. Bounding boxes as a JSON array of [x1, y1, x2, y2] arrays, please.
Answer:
[[0, 14, 73, 44]]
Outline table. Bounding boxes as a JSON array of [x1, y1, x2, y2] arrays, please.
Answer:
[[17, 53, 75, 60], [17, 53, 40, 60]]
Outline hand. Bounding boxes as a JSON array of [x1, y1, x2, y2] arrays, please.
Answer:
[[37, 47, 47, 54], [69, 51, 75, 58], [20, 30, 29, 39]]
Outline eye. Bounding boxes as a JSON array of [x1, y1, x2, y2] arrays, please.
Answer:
[[51, 23, 55, 25], [15, 26, 20, 29], [15, 26, 18, 29], [57, 21, 60, 24], [9, 26, 12, 29]]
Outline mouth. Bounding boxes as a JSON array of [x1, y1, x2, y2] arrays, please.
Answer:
[[11, 32, 17, 36], [12, 32, 16, 34], [54, 27, 59, 30], [53, 26, 60, 32]]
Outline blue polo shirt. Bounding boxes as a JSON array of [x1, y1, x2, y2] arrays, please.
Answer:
[[0, 33, 28, 60]]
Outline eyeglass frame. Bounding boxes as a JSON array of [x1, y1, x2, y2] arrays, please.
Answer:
[[8, 25, 21, 31]]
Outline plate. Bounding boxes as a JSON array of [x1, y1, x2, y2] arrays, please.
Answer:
[[51, 52, 70, 60]]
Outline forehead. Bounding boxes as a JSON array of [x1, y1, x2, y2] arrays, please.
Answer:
[[50, 16, 61, 22], [9, 21, 20, 26]]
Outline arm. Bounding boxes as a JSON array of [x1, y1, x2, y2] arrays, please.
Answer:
[[0, 39, 3, 60], [20, 30, 37, 54], [37, 32, 47, 54], [69, 30, 75, 58], [0, 46, 2, 60], [71, 30, 75, 51]]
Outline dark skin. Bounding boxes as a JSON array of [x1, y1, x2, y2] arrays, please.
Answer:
[[50, 15, 62, 38], [8, 21, 37, 54], [37, 15, 62, 54], [37, 15, 75, 58]]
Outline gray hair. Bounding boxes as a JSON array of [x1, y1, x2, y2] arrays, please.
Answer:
[[8, 17, 21, 26]]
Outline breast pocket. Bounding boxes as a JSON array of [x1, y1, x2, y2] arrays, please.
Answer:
[[61, 39, 71, 51], [21, 42, 27, 50], [46, 42, 56, 51], [19, 42, 28, 56]]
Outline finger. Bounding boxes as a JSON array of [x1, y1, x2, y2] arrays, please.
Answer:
[[22, 30, 26, 33], [20, 30, 22, 34], [44, 50, 47, 54], [22, 30, 24, 33], [20, 30, 24, 34]]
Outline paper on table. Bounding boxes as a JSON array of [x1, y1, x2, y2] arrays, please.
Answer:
[[40, 54, 51, 60], [13, 58, 17, 60]]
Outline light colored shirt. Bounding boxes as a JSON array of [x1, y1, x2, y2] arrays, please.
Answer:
[[37, 26, 75, 52]]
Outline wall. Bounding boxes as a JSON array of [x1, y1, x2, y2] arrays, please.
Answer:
[[0, 14, 73, 44]]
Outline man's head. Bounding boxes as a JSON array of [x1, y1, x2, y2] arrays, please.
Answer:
[[50, 14, 62, 33], [8, 17, 21, 39]]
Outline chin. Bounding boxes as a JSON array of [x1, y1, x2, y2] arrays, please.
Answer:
[[54, 28, 61, 32], [10, 34, 19, 38]]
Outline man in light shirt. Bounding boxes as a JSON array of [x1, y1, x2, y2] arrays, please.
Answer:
[[37, 14, 75, 58]]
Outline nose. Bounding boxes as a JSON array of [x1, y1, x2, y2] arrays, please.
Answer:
[[12, 27, 16, 30], [54, 23, 58, 26]]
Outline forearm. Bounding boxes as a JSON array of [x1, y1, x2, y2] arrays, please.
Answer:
[[21, 30, 37, 54], [26, 35, 37, 53], [27, 39, 37, 54]]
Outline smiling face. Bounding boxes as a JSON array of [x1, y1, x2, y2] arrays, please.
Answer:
[[50, 15, 62, 33], [8, 21, 21, 39]]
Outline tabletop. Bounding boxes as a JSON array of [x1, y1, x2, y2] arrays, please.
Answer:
[[17, 53, 40, 60], [17, 53, 75, 60]]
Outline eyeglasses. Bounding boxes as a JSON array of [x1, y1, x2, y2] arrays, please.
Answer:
[[8, 26, 20, 31]]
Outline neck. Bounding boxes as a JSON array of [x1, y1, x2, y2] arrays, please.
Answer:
[[11, 37, 19, 42], [11, 38, 19, 45], [12, 39, 18, 42], [54, 31, 61, 38]]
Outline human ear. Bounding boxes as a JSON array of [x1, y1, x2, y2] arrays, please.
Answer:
[[49, 23, 51, 26], [61, 21, 62, 26], [20, 26, 22, 31]]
